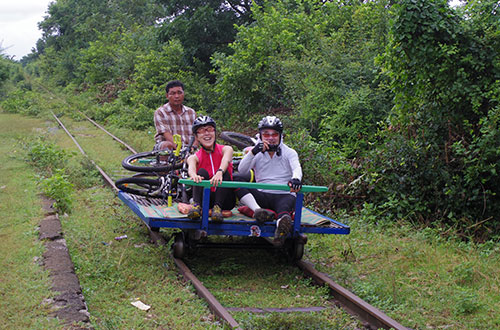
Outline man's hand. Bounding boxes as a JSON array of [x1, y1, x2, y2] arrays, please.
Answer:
[[252, 142, 272, 155], [159, 140, 176, 150], [288, 178, 302, 192], [251, 142, 264, 155]]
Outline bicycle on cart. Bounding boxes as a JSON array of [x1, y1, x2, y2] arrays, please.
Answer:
[[115, 134, 195, 206], [115, 131, 254, 204]]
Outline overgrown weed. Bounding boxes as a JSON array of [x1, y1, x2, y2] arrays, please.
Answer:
[[22, 136, 72, 176], [40, 168, 74, 214], [306, 208, 500, 329]]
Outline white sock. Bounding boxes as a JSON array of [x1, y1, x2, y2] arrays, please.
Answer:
[[240, 194, 260, 211]]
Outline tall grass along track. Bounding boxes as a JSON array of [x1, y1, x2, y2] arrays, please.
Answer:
[[52, 112, 408, 329]]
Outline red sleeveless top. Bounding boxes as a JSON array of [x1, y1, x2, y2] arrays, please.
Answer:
[[196, 144, 233, 191]]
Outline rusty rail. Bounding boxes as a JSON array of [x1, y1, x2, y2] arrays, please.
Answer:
[[78, 111, 137, 154], [174, 258, 242, 329], [297, 260, 408, 330], [51, 112, 117, 192]]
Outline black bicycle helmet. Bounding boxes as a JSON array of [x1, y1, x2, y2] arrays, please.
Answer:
[[192, 115, 216, 134], [258, 116, 283, 133]]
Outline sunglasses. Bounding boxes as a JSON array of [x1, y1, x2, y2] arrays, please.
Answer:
[[261, 132, 279, 138], [197, 126, 215, 134]]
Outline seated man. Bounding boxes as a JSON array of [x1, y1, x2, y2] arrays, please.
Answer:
[[235, 116, 303, 245], [154, 80, 196, 150], [186, 116, 235, 222]]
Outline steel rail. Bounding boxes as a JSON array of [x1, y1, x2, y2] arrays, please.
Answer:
[[297, 260, 408, 330], [148, 230, 243, 329], [174, 258, 242, 329], [51, 112, 118, 192], [77, 111, 138, 154]]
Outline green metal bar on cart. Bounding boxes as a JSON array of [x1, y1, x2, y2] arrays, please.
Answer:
[[178, 179, 328, 193]]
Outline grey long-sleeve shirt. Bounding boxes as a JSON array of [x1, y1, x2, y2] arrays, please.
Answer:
[[238, 142, 302, 195]]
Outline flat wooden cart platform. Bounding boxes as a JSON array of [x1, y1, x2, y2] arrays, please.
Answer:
[[118, 180, 350, 259]]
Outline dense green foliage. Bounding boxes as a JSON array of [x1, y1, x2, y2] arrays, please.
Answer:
[[371, 0, 500, 239], [213, 0, 392, 154], [159, 0, 259, 76], [2, 0, 499, 241], [0, 57, 9, 87], [0, 52, 25, 97], [36, 0, 166, 85]]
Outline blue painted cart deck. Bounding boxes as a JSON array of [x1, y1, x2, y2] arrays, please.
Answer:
[[118, 182, 350, 239]]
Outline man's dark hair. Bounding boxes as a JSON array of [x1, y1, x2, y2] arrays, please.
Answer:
[[166, 80, 184, 94]]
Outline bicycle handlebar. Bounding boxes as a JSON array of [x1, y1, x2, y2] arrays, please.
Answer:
[[178, 179, 328, 193]]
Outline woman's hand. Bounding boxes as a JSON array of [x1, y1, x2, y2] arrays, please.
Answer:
[[210, 170, 223, 186], [191, 174, 203, 183]]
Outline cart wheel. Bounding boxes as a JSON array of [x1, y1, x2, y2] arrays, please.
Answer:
[[289, 239, 304, 261], [172, 233, 185, 259], [150, 226, 160, 232]]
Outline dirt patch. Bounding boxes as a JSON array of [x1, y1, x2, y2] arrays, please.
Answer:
[[39, 195, 92, 328]]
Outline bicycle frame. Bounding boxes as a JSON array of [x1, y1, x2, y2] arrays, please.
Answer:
[[116, 134, 195, 204]]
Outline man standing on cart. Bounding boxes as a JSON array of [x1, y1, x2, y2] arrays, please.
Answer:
[[186, 116, 235, 222], [153, 80, 196, 150], [236, 116, 303, 245]]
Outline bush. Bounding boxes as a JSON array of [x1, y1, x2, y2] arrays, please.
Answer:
[[24, 138, 73, 176], [41, 168, 74, 214], [212, 0, 325, 118], [99, 40, 214, 129], [212, 0, 392, 164], [0, 90, 30, 113], [65, 157, 101, 189], [372, 0, 500, 240], [286, 128, 364, 212]]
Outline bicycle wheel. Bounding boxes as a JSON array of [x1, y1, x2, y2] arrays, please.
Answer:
[[115, 177, 164, 197], [220, 131, 255, 149], [122, 151, 183, 173]]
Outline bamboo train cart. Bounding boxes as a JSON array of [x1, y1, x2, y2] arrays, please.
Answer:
[[118, 180, 350, 260]]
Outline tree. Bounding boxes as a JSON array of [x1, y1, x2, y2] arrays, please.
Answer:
[[213, 0, 392, 154], [375, 0, 500, 237], [157, 0, 260, 76], [35, 0, 166, 84], [79, 25, 158, 87]]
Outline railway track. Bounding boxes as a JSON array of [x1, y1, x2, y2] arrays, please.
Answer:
[[51, 111, 407, 330]]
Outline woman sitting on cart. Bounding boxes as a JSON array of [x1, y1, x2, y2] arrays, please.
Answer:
[[186, 116, 235, 222]]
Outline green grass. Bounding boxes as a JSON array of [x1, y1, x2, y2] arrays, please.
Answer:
[[63, 188, 223, 329], [306, 215, 500, 329], [3, 111, 500, 329], [185, 247, 362, 329], [0, 113, 64, 330]]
